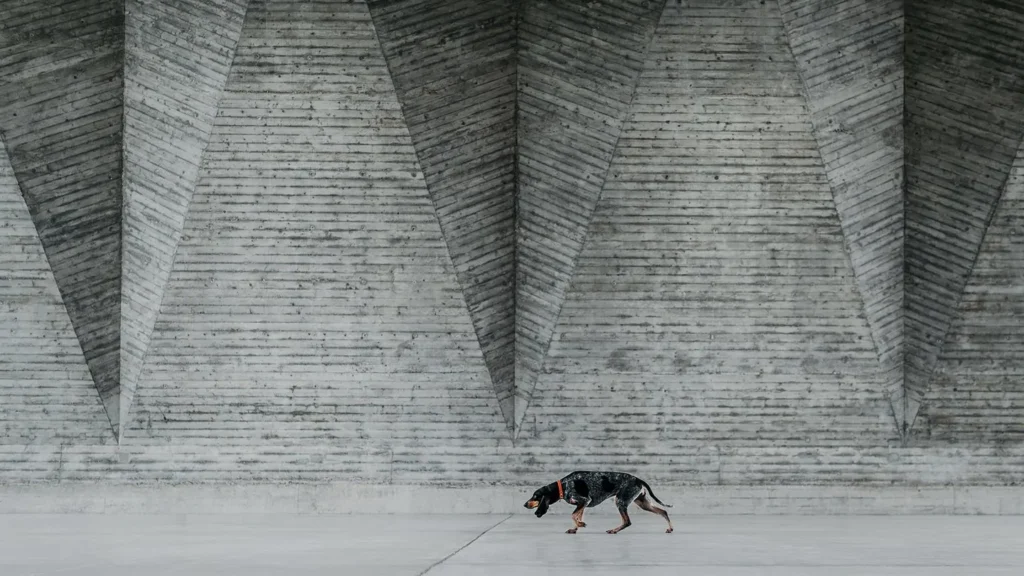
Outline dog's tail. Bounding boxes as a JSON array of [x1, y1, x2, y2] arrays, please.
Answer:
[[639, 480, 672, 508]]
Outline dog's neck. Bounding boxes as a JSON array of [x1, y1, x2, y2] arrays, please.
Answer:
[[546, 480, 564, 502]]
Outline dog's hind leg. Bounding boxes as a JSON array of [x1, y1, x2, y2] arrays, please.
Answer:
[[566, 503, 586, 534], [635, 493, 674, 533], [606, 483, 643, 534], [606, 501, 632, 534]]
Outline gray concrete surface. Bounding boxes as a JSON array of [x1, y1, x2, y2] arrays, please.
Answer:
[[369, 0, 518, 433], [121, 0, 249, 435], [904, 0, 1024, 429], [0, 0, 125, 431], [781, 0, 904, 420], [2, 0, 1024, 490], [1, 514, 1022, 575]]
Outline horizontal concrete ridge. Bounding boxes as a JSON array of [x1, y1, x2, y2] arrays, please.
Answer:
[[904, 0, 1024, 429], [367, 0, 517, 434], [2, 483, 1024, 515], [120, 0, 250, 437], [3, 444, 1022, 486], [0, 0, 125, 433]]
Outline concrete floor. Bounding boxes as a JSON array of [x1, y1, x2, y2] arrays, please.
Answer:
[[1, 514, 1022, 575]]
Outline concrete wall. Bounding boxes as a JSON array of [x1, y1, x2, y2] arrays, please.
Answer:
[[121, 0, 249, 436], [905, 0, 1024, 434], [368, 0, 518, 433], [919, 139, 1024, 444], [780, 0, 904, 429], [0, 138, 113, 448], [519, 0, 894, 469], [515, 0, 664, 437], [0, 0, 124, 431], [119, 0, 510, 473], [1, 0, 1023, 490]]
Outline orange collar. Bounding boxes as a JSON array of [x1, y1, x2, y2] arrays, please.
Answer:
[[556, 479, 564, 500]]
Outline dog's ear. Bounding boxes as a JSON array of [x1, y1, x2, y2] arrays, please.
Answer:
[[534, 499, 549, 517]]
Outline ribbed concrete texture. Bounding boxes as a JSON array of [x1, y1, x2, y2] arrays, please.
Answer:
[[916, 141, 1024, 443], [2, 0, 1024, 488], [779, 0, 904, 430], [515, 0, 665, 437], [0, 140, 113, 450], [119, 0, 250, 438], [122, 0, 509, 463], [367, 0, 518, 434], [5, 442, 1024, 485], [0, 0, 124, 432], [517, 0, 892, 461], [904, 0, 1024, 429]]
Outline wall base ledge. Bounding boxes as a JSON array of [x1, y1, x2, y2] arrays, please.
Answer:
[[2, 483, 1023, 515]]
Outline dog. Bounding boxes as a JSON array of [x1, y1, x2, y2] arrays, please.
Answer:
[[524, 471, 673, 534]]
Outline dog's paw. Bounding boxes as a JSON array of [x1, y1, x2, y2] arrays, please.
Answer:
[[566, 528, 578, 534], [577, 521, 586, 528], [606, 529, 617, 534], [666, 528, 674, 534]]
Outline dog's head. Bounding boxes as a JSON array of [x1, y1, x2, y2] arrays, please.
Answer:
[[523, 483, 559, 518]]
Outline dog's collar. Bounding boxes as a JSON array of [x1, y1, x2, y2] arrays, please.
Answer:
[[556, 479, 564, 500]]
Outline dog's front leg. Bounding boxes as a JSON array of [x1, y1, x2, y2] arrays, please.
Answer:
[[566, 503, 587, 534], [572, 502, 588, 528]]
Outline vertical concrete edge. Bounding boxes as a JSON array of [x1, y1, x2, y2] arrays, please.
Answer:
[[512, 0, 670, 439], [118, 0, 254, 442], [776, 0, 904, 441]]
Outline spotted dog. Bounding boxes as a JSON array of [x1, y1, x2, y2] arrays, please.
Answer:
[[524, 471, 673, 534]]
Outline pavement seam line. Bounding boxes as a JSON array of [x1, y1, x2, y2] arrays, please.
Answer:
[[419, 514, 513, 575]]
